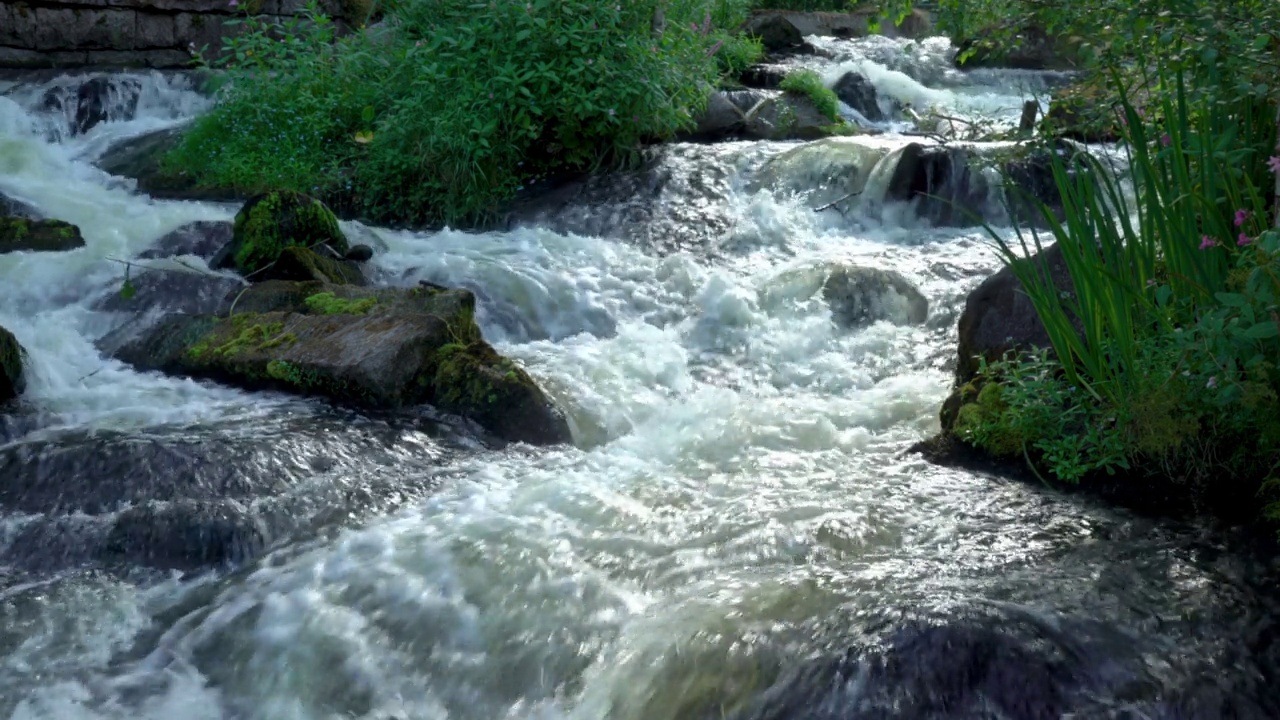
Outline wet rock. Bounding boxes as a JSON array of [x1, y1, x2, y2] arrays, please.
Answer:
[[93, 268, 242, 316], [823, 266, 928, 329], [743, 92, 844, 141], [0, 192, 42, 220], [750, 137, 891, 211], [732, 613, 1112, 720], [72, 76, 142, 135], [0, 216, 86, 254], [344, 243, 374, 262], [742, 9, 933, 51], [685, 90, 746, 141], [104, 499, 269, 570], [0, 325, 24, 403], [97, 126, 242, 201], [878, 142, 991, 226], [138, 220, 233, 260], [739, 64, 788, 89], [832, 71, 883, 122], [210, 191, 351, 280], [953, 243, 1073, 388], [109, 280, 572, 445], [741, 13, 805, 53]]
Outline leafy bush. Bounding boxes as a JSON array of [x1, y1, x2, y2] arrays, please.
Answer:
[[779, 69, 841, 122], [953, 53, 1280, 509], [168, 0, 765, 227]]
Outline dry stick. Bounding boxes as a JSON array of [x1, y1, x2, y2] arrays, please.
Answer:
[[105, 256, 249, 286], [814, 191, 862, 212]]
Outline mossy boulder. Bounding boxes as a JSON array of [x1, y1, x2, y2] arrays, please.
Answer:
[[0, 216, 86, 254], [108, 281, 572, 445], [0, 325, 24, 402], [211, 191, 351, 280]]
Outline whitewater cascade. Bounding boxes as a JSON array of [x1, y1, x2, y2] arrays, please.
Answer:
[[0, 35, 1277, 720]]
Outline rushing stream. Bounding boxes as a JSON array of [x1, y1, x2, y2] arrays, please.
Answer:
[[2, 35, 1280, 720]]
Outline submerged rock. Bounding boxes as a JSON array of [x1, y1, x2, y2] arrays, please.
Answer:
[[823, 266, 928, 329], [0, 215, 85, 254], [104, 499, 268, 571], [0, 325, 24, 402], [211, 191, 352, 279], [109, 281, 572, 445]]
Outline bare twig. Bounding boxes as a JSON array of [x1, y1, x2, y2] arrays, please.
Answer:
[[814, 190, 862, 212]]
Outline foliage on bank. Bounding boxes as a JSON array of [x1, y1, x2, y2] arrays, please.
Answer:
[[947, 23, 1280, 520], [164, 0, 781, 227]]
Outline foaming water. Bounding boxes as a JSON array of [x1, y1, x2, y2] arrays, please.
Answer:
[[2, 38, 1279, 720]]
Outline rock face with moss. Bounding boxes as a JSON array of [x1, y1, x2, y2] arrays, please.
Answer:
[[0, 325, 24, 403], [108, 281, 572, 445], [211, 190, 352, 279], [0, 216, 86, 254]]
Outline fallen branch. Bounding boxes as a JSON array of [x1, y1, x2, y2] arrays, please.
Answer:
[[814, 190, 862, 212], [105, 256, 250, 286]]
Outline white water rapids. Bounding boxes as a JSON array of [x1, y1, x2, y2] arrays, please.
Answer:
[[1, 36, 1278, 720]]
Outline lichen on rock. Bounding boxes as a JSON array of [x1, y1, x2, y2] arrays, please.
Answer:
[[212, 191, 350, 279]]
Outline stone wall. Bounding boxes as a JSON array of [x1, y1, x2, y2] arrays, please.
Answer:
[[0, 0, 351, 69]]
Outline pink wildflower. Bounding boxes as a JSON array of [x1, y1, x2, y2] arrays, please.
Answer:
[[1200, 235, 1219, 250], [1268, 156, 1280, 174], [1235, 209, 1250, 227], [229, 0, 238, 6], [1239, 233, 1251, 246], [1160, 133, 1171, 147]]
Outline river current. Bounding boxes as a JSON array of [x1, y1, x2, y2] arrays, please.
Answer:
[[1, 34, 1278, 720]]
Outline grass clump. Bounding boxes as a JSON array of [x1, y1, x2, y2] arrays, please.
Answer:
[[166, 0, 770, 228], [779, 69, 842, 122]]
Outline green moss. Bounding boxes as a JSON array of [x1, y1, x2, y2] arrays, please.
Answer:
[[304, 291, 377, 315], [952, 382, 1026, 457], [229, 190, 348, 276], [186, 314, 295, 360], [779, 69, 842, 123]]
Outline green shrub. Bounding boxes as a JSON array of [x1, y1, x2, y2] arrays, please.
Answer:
[[779, 69, 841, 122], [169, 0, 763, 227]]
